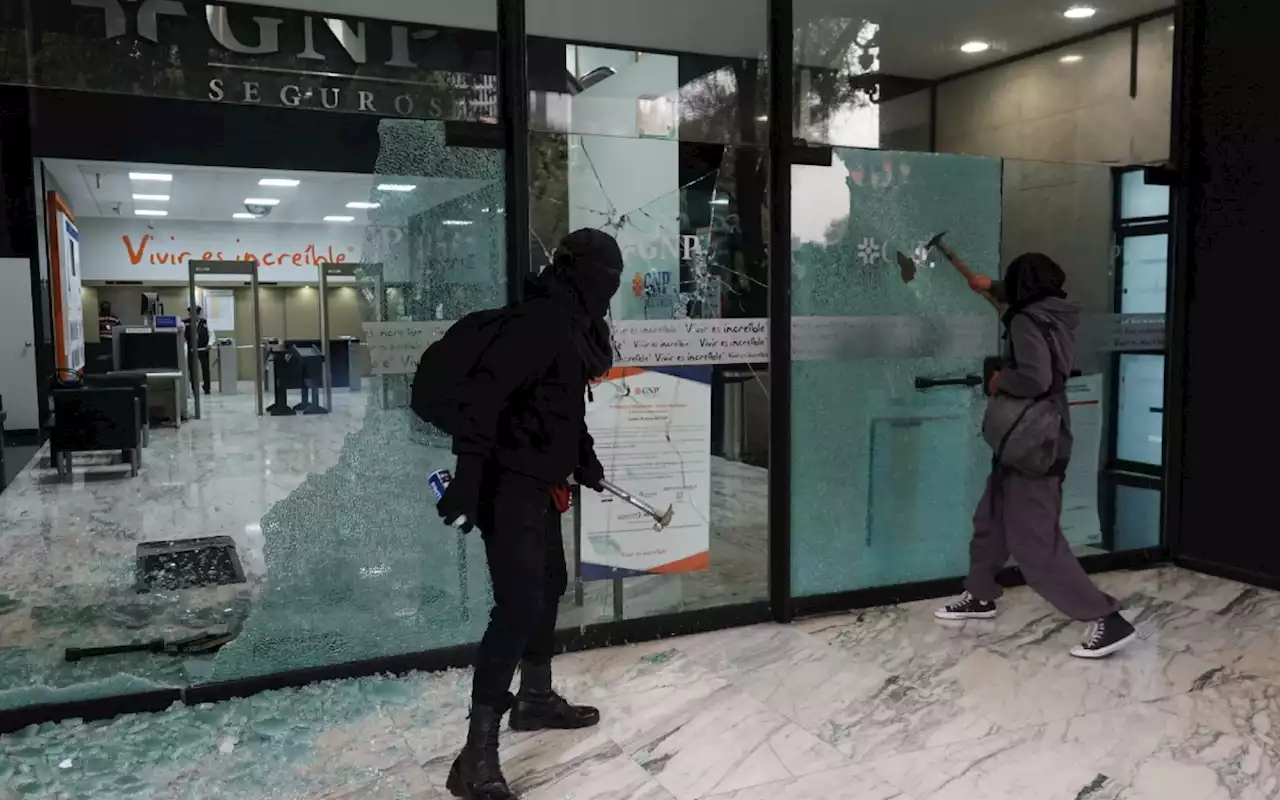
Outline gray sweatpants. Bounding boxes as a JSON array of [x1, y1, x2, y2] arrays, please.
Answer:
[[965, 470, 1119, 622]]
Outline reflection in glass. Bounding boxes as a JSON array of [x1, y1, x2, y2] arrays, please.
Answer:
[[1117, 354, 1164, 466], [529, 30, 771, 623], [1121, 235, 1169, 315]]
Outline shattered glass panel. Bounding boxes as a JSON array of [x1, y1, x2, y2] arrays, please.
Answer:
[[790, 149, 1000, 596], [527, 2, 769, 145], [0, 669, 472, 798], [209, 119, 505, 681], [531, 38, 771, 622]]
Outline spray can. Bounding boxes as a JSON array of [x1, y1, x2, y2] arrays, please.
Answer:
[[429, 469, 468, 529], [428, 469, 453, 501]]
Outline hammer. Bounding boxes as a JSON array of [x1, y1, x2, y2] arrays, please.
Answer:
[[599, 479, 675, 532]]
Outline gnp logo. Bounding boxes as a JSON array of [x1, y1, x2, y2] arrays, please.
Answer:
[[632, 270, 674, 298]]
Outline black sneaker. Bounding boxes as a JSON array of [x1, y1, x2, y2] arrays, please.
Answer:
[[1070, 612, 1136, 659], [934, 591, 998, 620]]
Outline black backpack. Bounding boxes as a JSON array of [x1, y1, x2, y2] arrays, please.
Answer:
[[409, 307, 510, 436]]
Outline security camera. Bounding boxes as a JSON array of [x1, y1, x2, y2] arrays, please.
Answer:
[[244, 203, 273, 217]]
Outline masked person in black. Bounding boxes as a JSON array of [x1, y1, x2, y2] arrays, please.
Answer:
[[933, 246, 1135, 660], [437, 229, 622, 800]]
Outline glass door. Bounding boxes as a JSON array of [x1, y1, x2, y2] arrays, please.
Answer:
[[790, 148, 1001, 596]]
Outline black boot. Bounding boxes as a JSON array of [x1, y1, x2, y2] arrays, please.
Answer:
[[446, 706, 516, 799], [509, 660, 600, 731]]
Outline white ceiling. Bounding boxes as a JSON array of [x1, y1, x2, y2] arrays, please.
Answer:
[[223, 0, 1172, 79], [43, 159, 497, 226]]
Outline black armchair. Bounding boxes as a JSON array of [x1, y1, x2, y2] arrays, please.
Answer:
[[82, 371, 151, 446], [50, 387, 143, 481]]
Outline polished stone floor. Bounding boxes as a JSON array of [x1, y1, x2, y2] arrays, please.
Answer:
[[3, 566, 1278, 799]]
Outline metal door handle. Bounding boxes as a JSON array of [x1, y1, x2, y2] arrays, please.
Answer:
[[914, 375, 982, 390]]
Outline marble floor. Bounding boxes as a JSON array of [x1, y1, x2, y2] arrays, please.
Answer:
[[3, 566, 1279, 799]]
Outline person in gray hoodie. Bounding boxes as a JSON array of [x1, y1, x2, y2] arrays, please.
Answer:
[[933, 248, 1136, 659]]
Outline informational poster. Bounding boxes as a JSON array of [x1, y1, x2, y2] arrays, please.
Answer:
[[580, 366, 712, 580], [1061, 373, 1104, 548]]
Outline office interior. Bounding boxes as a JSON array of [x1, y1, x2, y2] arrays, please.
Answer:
[[0, 0, 1186, 726]]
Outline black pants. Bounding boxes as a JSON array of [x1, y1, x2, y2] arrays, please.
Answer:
[[190, 350, 210, 394], [471, 468, 567, 712]]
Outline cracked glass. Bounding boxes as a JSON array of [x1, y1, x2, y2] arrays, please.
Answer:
[[528, 0, 770, 623]]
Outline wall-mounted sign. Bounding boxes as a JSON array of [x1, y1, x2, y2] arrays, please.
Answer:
[[3, 0, 500, 120], [77, 217, 363, 283]]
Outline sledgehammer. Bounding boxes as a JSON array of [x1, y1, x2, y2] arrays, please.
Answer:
[[599, 479, 675, 532]]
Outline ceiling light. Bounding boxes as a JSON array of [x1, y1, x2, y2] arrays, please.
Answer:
[[711, 198, 730, 206], [346, 201, 381, 209], [259, 178, 300, 187], [244, 198, 281, 206], [130, 172, 172, 182], [1063, 5, 1097, 19], [324, 215, 356, 223], [135, 209, 168, 217], [233, 212, 258, 220], [442, 220, 473, 226], [377, 184, 417, 192], [132, 194, 169, 202], [756, 115, 769, 122], [1060, 54, 1083, 63], [960, 41, 990, 54]]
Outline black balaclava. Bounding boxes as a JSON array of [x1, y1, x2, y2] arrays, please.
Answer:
[[542, 228, 623, 378], [1000, 252, 1067, 327]]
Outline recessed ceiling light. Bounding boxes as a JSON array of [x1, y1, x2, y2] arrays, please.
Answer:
[[442, 220, 473, 226], [244, 198, 281, 206], [346, 201, 381, 209], [132, 194, 170, 202], [1060, 54, 1084, 63], [233, 213, 258, 220], [324, 215, 356, 223], [1063, 5, 1097, 19], [377, 184, 417, 192], [130, 172, 172, 182], [960, 41, 991, 54], [135, 209, 167, 217], [259, 178, 300, 187]]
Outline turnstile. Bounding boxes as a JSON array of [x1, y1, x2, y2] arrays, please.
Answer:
[[215, 339, 237, 394]]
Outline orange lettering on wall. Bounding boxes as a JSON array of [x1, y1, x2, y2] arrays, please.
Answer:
[[120, 236, 344, 269], [123, 234, 153, 265]]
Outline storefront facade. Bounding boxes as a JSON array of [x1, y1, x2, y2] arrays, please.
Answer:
[[0, 0, 1192, 727]]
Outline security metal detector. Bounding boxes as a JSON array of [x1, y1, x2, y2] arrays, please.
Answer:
[[188, 260, 264, 418]]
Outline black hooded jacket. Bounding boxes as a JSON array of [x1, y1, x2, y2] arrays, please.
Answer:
[[451, 229, 622, 485]]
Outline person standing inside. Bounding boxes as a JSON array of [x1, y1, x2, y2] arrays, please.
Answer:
[[98, 301, 120, 341], [434, 229, 622, 799], [184, 306, 211, 395], [933, 242, 1136, 659]]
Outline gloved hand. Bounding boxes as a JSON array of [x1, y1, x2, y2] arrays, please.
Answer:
[[574, 456, 605, 493], [438, 456, 483, 533]]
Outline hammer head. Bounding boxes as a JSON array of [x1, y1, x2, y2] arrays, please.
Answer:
[[652, 505, 675, 532], [926, 231, 949, 250]]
